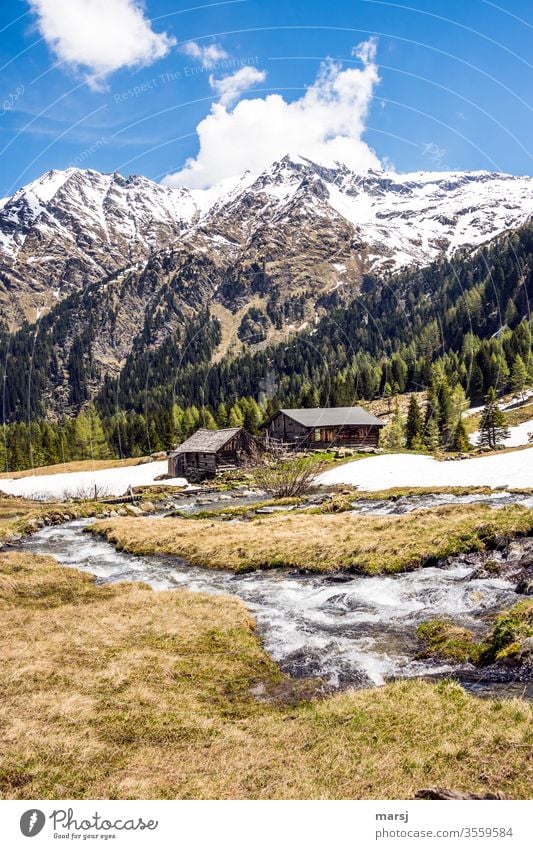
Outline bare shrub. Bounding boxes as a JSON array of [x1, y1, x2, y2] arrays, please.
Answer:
[[251, 454, 327, 498], [62, 483, 112, 501]]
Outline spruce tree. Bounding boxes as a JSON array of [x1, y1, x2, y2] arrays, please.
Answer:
[[468, 363, 485, 406], [228, 403, 245, 428], [87, 403, 110, 459], [423, 386, 441, 451], [200, 408, 218, 429], [216, 402, 228, 427], [478, 388, 510, 449], [436, 376, 454, 448], [424, 416, 441, 452], [405, 395, 423, 449], [451, 418, 471, 452]]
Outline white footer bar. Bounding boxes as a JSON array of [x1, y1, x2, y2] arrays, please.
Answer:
[[2, 799, 531, 849]]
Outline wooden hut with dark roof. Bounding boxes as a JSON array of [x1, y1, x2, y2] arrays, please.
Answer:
[[259, 406, 384, 450], [168, 427, 261, 481]]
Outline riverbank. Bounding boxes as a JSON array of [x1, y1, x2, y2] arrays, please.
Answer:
[[418, 600, 533, 666], [0, 495, 107, 543], [91, 503, 533, 573], [1, 548, 530, 800]]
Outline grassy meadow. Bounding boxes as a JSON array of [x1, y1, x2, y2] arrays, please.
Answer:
[[92, 503, 533, 573], [0, 548, 531, 800]]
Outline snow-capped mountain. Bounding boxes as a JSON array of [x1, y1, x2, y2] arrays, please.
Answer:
[[200, 155, 533, 272], [0, 168, 198, 321], [1, 155, 532, 325]]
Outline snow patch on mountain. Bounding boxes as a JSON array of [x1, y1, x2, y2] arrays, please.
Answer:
[[1, 156, 532, 321]]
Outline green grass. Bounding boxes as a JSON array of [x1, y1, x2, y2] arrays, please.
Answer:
[[418, 600, 533, 665]]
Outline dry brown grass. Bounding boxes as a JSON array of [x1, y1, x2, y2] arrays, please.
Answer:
[[464, 400, 533, 436], [0, 496, 106, 542], [367, 390, 427, 422], [0, 456, 148, 480], [92, 503, 533, 573], [0, 550, 531, 800]]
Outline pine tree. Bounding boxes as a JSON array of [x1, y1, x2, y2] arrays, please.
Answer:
[[74, 409, 91, 459], [216, 402, 228, 427], [405, 395, 423, 449], [171, 404, 185, 444], [383, 382, 394, 413], [451, 418, 471, 452], [450, 384, 469, 429], [424, 416, 441, 452], [510, 355, 528, 400], [478, 388, 510, 449], [182, 407, 199, 437], [86, 403, 110, 459], [423, 386, 441, 451], [468, 362, 485, 406], [436, 375, 454, 448], [200, 407, 218, 429], [241, 397, 262, 433], [504, 298, 518, 328]]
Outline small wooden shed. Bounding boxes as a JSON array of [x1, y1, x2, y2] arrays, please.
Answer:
[[259, 406, 384, 450], [168, 427, 260, 481]]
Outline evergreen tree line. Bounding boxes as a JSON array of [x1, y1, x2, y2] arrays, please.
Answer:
[[0, 397, 266, 472], [0, 222, 531, 471], [97, 221, 533, 418], [384, 382, 513, 454]]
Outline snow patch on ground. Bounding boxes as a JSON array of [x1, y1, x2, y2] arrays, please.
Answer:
[[317, 447, 533, 491], [470, 419, 533, 448], [0, 461, 187, 501]]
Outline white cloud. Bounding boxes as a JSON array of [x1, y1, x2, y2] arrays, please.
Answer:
[[180, 40, 229, 69], [209, 66, 266, 107], [163, 38, 381, 189], [352, 38, 377, 65], [29, 0, 175, 89]]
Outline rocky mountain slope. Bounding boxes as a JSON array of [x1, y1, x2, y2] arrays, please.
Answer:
[[0, 168, 197, 322], [1, 156, 532, 328], [0, 156, 532, 418]]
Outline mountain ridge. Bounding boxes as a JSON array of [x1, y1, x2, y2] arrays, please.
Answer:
[[1, 156, 532, 325]]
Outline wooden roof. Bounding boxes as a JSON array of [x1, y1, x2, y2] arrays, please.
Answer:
[[260, 406, 384, 429], [172, 427, 243, 455]]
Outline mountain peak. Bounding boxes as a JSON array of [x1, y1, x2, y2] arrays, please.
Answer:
[[1, 157, 532, 325]]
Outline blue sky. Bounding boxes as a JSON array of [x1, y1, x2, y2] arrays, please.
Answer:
[[0, 0, 532, 196]]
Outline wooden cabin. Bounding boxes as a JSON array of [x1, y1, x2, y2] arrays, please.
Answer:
[[168, 427, 260, 481], [260, 406, 384, 450]]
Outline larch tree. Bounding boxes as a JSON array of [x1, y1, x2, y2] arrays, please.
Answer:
[[510, 355, 528, 400]]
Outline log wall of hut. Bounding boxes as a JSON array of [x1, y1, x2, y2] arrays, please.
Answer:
[[263, 413, 381, 448], [169, 429, 261, 480]]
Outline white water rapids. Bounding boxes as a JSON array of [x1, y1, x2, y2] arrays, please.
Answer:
[[22, 510, 523, 692]]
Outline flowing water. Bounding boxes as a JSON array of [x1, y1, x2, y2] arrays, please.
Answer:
[[22, 512, 528, 695]]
